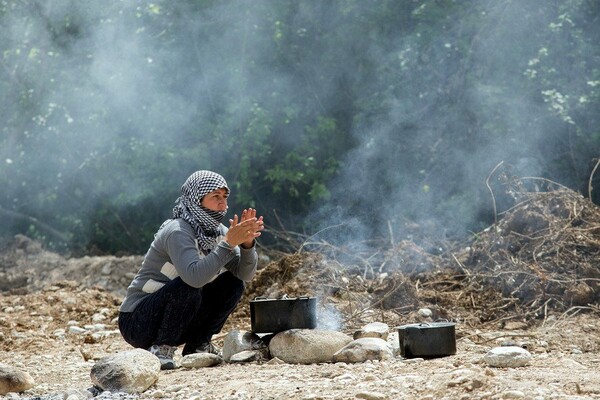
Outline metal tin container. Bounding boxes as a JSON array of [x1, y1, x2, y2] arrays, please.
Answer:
[[398, 322, 457, 358], [250, 296, 317, 333]]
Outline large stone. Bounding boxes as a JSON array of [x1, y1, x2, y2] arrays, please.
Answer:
[[332, 337, 394, 363], [269, 329, 352, 364], [222, 330, 266, 362], [90, 348, 160, 393], [0, 363, 35, 395], [180, 353, 223, 368], [387, 331, 400, 355], [483, 346, 532, 368], [353, 322, 390, 340], [229, 350, 263, 363]]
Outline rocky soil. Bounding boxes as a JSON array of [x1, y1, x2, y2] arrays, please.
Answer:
[[1, 187, 600, 399]]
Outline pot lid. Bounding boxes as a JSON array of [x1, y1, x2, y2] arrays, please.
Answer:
[[398, 322, 456, 330], [251, 295, 315, 302]]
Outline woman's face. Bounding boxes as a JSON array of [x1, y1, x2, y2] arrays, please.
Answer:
[[201, 188, 229, 212]]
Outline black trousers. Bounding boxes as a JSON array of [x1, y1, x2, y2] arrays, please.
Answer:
[[118, 271, 244, 354]]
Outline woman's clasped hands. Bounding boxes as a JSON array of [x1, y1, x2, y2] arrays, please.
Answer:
[[225, 208, 264, 248]]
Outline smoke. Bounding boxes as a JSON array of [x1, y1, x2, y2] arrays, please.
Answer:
[[307, 1, 597, 247], [316, 303, 343, 331], [0, 1, 597, 252], [0, 1, 282, 247]]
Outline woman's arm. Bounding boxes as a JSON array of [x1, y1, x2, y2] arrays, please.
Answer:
[[162, 225, 237, 288]]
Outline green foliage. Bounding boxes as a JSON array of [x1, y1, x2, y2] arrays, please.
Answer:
[[265, 116, 339, 201], [0, 0, 598, 253]]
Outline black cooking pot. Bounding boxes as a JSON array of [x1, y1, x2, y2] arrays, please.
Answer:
[[398, 322, 457, 358], [250, 296, 317, 333]]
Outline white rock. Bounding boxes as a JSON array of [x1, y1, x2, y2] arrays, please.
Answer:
[[387, 331, 400, 355], [353, 322, 390, 340], [90, 348, 160, 393], [180, 353, 222, 368], [483, 346, 532, 368], [84, 324, 107, 331], [446, 368, 487, 391], [269, 329, 353, 364], [52, 329, 66, 339], [68, 326, 87, 334], [417, 308, 433, 318], [229, 350, 262, 363], [266, 357, 286, 365], [101, 263, 112, 275], [403, 358, 424, 364], [63, 388, 93, 399], [165, 384, 186, 393], [92, 313, 107, 322], [334, 373, 357, 382], [356, 391, 388, 400], [495, 390, 526, 399], [222, 330, 265, 362], [0, 363, 35, 395], [332, 337, 394, 363], [559, 357, 584, 369]]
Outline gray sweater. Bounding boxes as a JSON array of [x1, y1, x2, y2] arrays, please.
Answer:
[[120, 218, 258, 313]]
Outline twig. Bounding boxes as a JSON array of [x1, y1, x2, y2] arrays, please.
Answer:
[[471, 270, 600, 284], [342, 279, 404, 324], [0, 206, 72, 244], [549, 306, 598, 329], [271, 209, 288, 234], [486, 161, 504, 227], [480, 310, 532, 328], [518, 177, 573, 192], [112, 210, 134, 241], [269, 209, 305, 249], [298, 223, 346, 253], [451, 253, 471, 276], [589, 304, 600, 313], [472, 333, 537, 343], [588, 158, 600, 201]]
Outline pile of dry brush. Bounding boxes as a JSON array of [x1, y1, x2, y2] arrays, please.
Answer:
[[244, 183, 600, 329]]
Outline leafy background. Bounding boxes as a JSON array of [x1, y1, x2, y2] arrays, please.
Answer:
[[0, 0, 598, 254]]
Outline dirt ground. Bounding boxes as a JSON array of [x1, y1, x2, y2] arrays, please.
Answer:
[[1, 186, 600, 399]]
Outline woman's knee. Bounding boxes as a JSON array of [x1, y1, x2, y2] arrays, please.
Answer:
[[202, 272, 244, 303], [215, 271, 244, 291]]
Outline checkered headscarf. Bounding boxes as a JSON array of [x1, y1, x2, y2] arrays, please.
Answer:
[[172, 170, 230, 252]]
